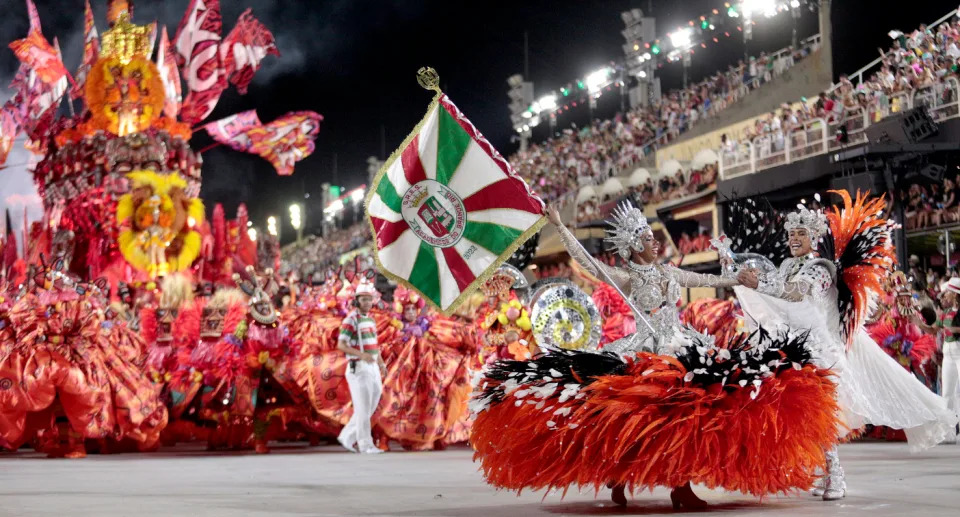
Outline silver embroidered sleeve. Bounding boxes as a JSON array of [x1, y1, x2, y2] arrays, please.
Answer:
[[555, 224, 631, 291], [670, 267, 739, 288], [757, 265, 829, 302]]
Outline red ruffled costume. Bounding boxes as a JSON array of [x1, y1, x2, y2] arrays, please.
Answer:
[[374, 286, 476, 450], [591, 283, 636, 346], [681, 298, 743, 349], [866, 293, 939, 387], [0, 277, 167, 456]]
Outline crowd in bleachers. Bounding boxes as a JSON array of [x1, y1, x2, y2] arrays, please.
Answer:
[[575, 164, 718, 224], [511, 40, 818, 204], [282, 223, 371, 277], [723, 16, 960, 163], [902, 175, 960, 231]]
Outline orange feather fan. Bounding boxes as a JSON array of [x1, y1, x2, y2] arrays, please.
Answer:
[[824, 190, 898, 346]]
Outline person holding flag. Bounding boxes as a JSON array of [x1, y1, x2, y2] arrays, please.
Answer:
[[471, 202, 843, 509], [337, 281, 387, 454]]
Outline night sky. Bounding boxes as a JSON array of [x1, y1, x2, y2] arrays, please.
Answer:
[[0, 0, 958, 242]]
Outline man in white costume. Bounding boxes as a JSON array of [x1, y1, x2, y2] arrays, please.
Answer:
[[337, 282, 387, 454], [915, 277, 960, 440]]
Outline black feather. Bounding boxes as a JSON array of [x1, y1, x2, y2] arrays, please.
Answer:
[[477, 347, 626, 404], [673, 327, 814, 392], [507, 231, 541, 271], [722, 195, 792, 263]]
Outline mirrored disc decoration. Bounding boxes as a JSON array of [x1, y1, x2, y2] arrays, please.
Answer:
[[530, 284, 602, 351]]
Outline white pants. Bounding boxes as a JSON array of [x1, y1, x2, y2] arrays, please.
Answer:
[[942, 342, 960, 416], [338, 360, 382, 451]]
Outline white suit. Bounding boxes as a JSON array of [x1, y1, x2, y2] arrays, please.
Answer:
[[338, 359, 383, 452]]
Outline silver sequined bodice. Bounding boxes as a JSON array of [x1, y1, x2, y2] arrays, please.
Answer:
[[556, 225, 737, 356]]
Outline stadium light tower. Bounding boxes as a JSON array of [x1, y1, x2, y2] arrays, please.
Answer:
[[668, 27, 695, 87], [621, 8, 657, 109], [267, 215, 280, 242], [289, 203, 303, 244], [507, 73, 534, 152]]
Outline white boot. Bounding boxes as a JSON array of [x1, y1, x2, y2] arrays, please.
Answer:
[[822, 446, 846, 501], [810, 471, 826, 497]]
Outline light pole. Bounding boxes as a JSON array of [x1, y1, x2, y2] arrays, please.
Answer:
[[289, 203, 303, 244], [267, 215, 280, 242]]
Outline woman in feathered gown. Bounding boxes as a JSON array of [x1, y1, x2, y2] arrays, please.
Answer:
[[731, 191, 959, 500], [471, 202, 842, 509]]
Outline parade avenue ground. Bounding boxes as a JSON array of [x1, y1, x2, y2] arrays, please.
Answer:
[[0, 442, 958, 516]]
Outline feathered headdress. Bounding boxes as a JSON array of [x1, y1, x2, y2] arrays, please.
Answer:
[[606, 201, 651, 259], [233, 266, 279, 326]]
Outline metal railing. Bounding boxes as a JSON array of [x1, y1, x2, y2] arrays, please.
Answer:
[[719, 77, 960, 180]]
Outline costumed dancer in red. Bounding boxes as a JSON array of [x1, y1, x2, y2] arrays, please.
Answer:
[[230, 266, 322, 453], [865, 271, 939, 387], [285, 268, 348, 437], [0, 260, 167, 457], [142, 275, 194, 387], [375, 285, 476, 450], [471, 203, 841, 509], [167, 287, 248, 449]]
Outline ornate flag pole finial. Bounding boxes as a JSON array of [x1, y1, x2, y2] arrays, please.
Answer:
[[416, 67, 441, 93]]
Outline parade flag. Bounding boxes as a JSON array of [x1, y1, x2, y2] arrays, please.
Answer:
[[157, 27, 183, 118], [203, 109, 262, 151], [26, 0, 41, 32], [204, 110, 322, 175], [175, 0, 227, 124], [50, 38, 69, 102], [70, 0, 99, 100], [0, 108, 19, 166], [220, 8, 280, 94], [8, 29, 69, 86], [146, 21, 158, 56], [366, 77, 545, 314]]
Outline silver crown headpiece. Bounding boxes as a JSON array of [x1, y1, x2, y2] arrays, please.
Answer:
[[784, 206, 828, 242], [606, 200, 652, 259]]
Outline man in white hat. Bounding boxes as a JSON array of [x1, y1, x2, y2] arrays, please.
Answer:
[[337, 281, 387, 454], [938, 278, 960, 433]]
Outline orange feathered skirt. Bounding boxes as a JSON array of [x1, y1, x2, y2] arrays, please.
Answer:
[[471, 343, 839, 497]]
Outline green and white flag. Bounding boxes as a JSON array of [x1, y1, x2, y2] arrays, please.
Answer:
[[366, 91, 545, 314]]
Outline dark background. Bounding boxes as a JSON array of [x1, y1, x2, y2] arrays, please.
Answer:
[[1, 0, 957, 242]]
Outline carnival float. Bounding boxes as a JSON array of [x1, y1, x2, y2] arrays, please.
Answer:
[[0, 0, 323, 456]]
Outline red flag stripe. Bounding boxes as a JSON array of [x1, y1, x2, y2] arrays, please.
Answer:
[[370, 216, 408, 249], [462, 178, 544, 213], [441, 246, 476, 293], [401, 135, 427, 186]]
